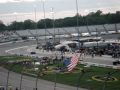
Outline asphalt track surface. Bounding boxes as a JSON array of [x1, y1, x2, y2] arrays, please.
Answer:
[[0, 33, 119, 56], [6, 45, 116, 66], [0, 40, 37, 56], [0, 40, 88, 90]]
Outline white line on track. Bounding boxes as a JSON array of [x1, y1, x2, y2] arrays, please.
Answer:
[[5, 45, 36, 53], [5, 46, 29, 53], [0, 40, 25, 46]]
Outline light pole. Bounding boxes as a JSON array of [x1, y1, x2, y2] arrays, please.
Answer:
[[13, 12, 18, 31], [34, 5, 37, 24], [42, 0, 47, 47], [50, 7, 56, 45], [13, 12, 18, 21], [34, 5, 39, 48]]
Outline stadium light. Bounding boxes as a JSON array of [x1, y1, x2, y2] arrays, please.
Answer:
[[13, 12, 18, 21], [33, 4, 39, 48], [41, 0, 47, 48], [75, 0, 81, 49], [50, 7, 56, 44], [33, 5, 37, 22]]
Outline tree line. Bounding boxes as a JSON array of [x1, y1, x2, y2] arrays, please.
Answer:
[[0, 10, 120, 31]]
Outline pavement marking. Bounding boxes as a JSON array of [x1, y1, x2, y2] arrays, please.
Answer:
[[0, 40, 25, 46], [5, 46, 29, 53], [5, 45, 36, 53]]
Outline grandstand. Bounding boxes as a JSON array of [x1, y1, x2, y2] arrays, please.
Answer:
[[0, 23, 120, 43], [15, 23, 120, 38]]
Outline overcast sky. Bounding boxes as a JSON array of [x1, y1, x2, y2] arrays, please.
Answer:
[[0, 0, 120, 24]]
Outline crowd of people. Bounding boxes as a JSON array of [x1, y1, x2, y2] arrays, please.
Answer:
[[0, 31, 18, 42], [82, 43, 120, 59], [0, 30, 16, 37]]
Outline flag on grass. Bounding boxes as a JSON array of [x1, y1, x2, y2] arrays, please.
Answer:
[[64, 57, 71, 67], [67, 53, 80, 71]]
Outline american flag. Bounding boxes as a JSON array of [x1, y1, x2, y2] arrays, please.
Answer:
[[67, 53, 80, 71]]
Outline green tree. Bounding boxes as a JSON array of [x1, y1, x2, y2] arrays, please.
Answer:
[[37, 19, 45, 29], [7, 21, 23, 30], [24, 19, 36, 29], [1, 10, 120, 30], [0, 23, 6, 31]]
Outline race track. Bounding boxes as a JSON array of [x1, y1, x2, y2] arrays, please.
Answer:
[[0, 40, 87, 90]]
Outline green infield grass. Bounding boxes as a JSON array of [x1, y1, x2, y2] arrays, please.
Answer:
[[0, 55, 120, 90]]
